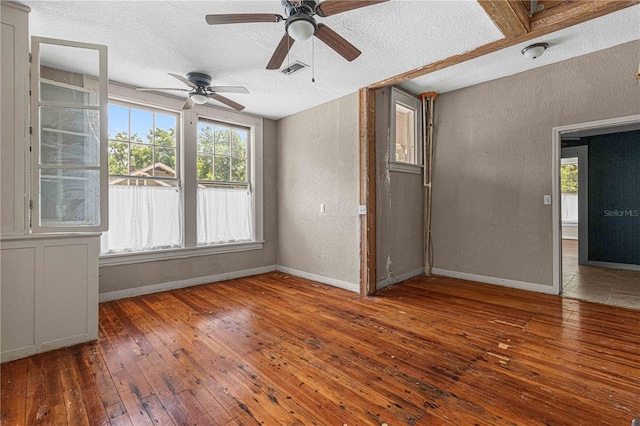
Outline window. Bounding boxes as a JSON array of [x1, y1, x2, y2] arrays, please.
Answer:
[[389, 87, 422, 173], [30, 38, 108, 232], [100, 103, 181, 254], [196, 120, 253, 245], [99, 86, 264, 264]]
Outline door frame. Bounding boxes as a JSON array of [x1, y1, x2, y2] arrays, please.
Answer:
[[551, 114, 640, 295]]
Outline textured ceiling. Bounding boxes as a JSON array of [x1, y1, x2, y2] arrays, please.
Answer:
[[20, 1, 640, 120]]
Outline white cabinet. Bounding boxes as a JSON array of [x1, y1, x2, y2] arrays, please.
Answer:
[[1, 235, 100, 362], [1, 3, 104, 362]]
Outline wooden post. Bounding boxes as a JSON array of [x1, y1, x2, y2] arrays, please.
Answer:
[[359, 88, 377, 296]]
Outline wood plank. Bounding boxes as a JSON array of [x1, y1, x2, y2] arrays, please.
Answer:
[[2, 272, 640, 424], [359, 87, 377, 295], [477, 0, 530, 38], [1, 357, 28, 425]]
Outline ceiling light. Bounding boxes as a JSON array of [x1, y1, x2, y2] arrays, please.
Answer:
[[286, 16, 316, 41], [190, 89, 209, 105], [521, 43, 548, 60]]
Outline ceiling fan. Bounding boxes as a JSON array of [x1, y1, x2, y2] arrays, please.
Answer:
[[136, 72, 249, 111], [205, 0, 389, 70]]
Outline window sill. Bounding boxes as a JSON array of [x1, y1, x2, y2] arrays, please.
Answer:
[[99, 241, 265, 267], [389, 161, 423, 174]]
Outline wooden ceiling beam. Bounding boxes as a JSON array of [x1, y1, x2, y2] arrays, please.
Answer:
[[530, 0, 638, 31], [369, 1, 638, 89], [478, 0, 530, 38]]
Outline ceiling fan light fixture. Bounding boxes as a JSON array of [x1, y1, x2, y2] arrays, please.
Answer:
[[521, 42, 548, 60], [286, 16, 316, 41], [190, 92, 209, 105]]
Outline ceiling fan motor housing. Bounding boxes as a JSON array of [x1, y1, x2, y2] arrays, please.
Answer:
[[282, 0, 318, 17], [186, 72, 212, 88]]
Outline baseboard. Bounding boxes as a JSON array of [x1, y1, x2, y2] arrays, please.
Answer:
[[377, 267, 424, 290], [586, 261, 640, 271], [99, 264, 277, 302], [431, 268, 556, 295], [276, 265, 359, 293]]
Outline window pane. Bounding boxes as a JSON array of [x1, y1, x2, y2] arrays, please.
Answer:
[[232, 158, 247, 182], [40, 169, 100, 226], [108, 141, 129, 175], [214, 127, 231, 155], [41, 129, 99, 167], [41, 106, 99, 135], [395, 104, 415, 163], [109, 104, 129, 141], [155, 147, 176, 178], [155, 114, 176, 147], [214, 156, 230, 182], [197, 154, 213, 180], [129, 143, 153, 174], [197, 123, 214, 153], [130, 109, 153, 144], [41, 81, 90, 105], [38, 43, 100, 107], [231, 130, 247, 157]]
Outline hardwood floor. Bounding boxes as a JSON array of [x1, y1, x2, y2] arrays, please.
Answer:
[[2, 272, 640, 425]]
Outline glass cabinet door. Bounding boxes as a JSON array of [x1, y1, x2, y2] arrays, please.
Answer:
[[31, 37, 108, 232]]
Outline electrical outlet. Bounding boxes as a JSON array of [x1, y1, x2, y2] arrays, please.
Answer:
[[543, 195, 552, 205], [358, 205, 367, 215], [320, 204, 325, 213]]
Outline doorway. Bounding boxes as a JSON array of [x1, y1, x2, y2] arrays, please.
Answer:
[[552, 115, 640, 309]]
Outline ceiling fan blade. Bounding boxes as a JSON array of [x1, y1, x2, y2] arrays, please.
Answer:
[[168, 73, 197, 89], [205, 14, 284, 25], [207, 86, 250, 94], [211, 94, 245, 111], [266, 34, 295, 70], [314, 24, 361, 62], [136, 87, 189, 92], [183, 97, 195, 110], [316, 0, 389, 17]]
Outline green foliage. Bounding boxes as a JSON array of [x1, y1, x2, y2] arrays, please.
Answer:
[[108, 129, 176, 177], [197, 125, 247, 183], [561, 164, 578, 193], [108, 121, 245, 183]]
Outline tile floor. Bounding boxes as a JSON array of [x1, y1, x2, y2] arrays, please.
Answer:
[[562, 239, 640, 309]]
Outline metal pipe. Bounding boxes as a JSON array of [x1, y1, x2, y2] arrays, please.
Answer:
[[420, 91, 437, 275]]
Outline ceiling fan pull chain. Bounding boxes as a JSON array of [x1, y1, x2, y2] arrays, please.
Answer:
[[312, 36, 315, 83], [287, 32, 291, 72]]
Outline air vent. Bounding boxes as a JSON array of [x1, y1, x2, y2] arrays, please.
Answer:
[[281, 61, 308, 75]]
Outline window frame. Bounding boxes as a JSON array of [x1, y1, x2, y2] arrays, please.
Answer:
[[99, 84, 264, 266], [389, 87, 422, 174], [196, 118, 251, 188], [30, 37, 109, 233], [106, 101, 181, 187]]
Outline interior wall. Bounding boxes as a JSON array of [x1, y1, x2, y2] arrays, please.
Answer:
[[276, 92, 360, 290], [588, 130, 640, 265], [431, 40, 640, 288], [98, 118, 278, 294], [375, 87, 424, 289]]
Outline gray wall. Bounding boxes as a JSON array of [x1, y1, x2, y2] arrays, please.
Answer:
[[276, 93, 360, 288], [99, 119, 278, 294], [375, 87, 424, 288], [431, 40, 640, 287]]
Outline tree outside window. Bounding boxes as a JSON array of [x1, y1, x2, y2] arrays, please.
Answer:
[[197, 121, 248, 185]]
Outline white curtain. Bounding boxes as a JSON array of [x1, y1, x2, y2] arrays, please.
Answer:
[[562, 193, 579, 223], [101, 185, 182, 254], [197, 187, 252, 245]]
